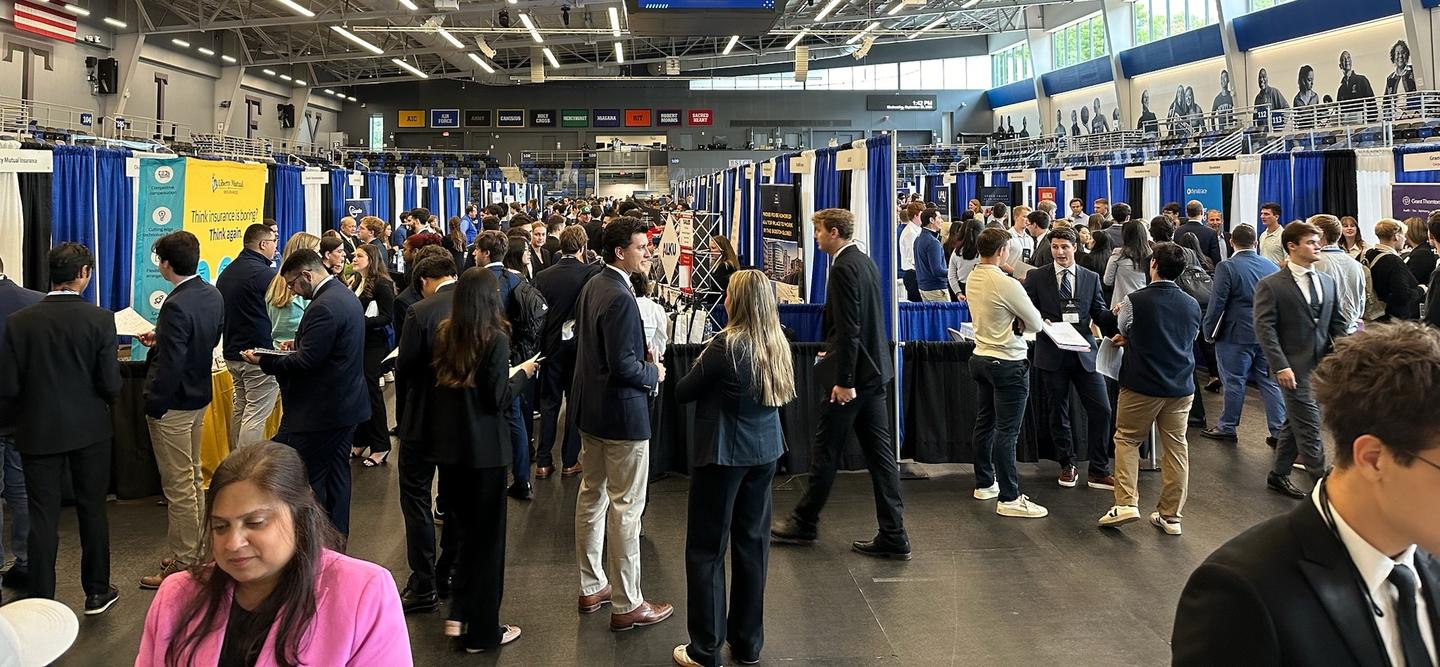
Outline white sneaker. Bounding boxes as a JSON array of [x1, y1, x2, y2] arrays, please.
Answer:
[[996, 495, 1048, 518], [1098, 505, 1140, 528], [1150, 512, 1183, 535], [973, 483, 1000, 500]]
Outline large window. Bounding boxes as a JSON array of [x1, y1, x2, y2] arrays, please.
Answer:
[[991, 41, 1031, 86], [1133, 0, 1218, 46], [1052, 13, 1107, 68], [689, 55, 991, 91], [1249, 0, 1292, 10]]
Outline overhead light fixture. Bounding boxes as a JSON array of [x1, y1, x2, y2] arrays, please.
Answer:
[[785, 28, 809, 50], [279, 73, 293, 81], [197, 47, 215, 56], [398, 0, 418, 8], [435, 27, 464, 48], [468, 51, 496, 73], [347, 96, 357, 102], [614, 41, 624, 64], [542, 46, 560, 68], [332, 90, 346, 96], [221, 54, 237, 63], [62, 5, 90, 16], [608, 6, 622, 36], [171, 38, 191, 48], [102, 16, 126, 28], [519, 12, 543, 43], [960, 0, 980, 6], [324, 88, 335, 94], [722, 34, 739, 55], [392, 58, 429, 78], [275, 0, 315, 18], [886, 2, 903, 14], [908, 16, 943, 38], [262, 68, 277, 75], [295, 78, 307, 85], [847, 21, 879, 44], [332, 26, 385, 55], [814, 0, 843, 20]]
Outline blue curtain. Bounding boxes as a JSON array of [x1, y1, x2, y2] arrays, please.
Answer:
[[330, 169, 349, 230], [991, 171, 1010, 187], [402, 175, 418, 211], [1292, 152, 1325, 222], [777, 304, 824, 342], [94, 148, 132, 311], [1035, 169, 1060, 193], [50, 145, 96, 301], [738, 170, 753, 266], [427, 176, 442, 218], [1108, 166, 1128, 206], [1160, 158, 1194, 209], [274, 165, 305, 252], [1259, 153, 1293, 217], [898, 302, 971, 341], [809, 147, 841, 304], [1085, 167, 1109, 204], [366, 172, 393, 225], [956, 172, 979, 210], [447, 179, 462, 221], [867, 134, 895, 336], [1395, 146, 1440, 183]]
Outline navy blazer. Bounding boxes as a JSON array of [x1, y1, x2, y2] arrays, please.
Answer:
[[1023, 262, 1117, 373], [823, 245, 894, 389], [215, 248, 276, 360], [0, 279, 47, 437], [1253, 269, 1349, 376], [675, 331, 786, 468], [144, 277, 224, 417], [259, 277, 369, 432], [1204, 249, 1279, 345], [534, 256, 599, 358], [1177, 220, 1223, 267], [570, 266, 658, 441]]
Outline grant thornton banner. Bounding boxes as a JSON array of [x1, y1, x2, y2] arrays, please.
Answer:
[[1392, 183, 1440, 220]]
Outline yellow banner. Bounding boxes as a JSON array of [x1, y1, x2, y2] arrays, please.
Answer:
[[398, 110, 425, 128], [184, 158, 266, 280]]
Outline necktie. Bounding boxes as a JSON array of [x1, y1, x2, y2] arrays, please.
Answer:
[[1388, 563, 1434, 667], [1059, 269, 1073, 301], [1306, 272, 1322, 320]]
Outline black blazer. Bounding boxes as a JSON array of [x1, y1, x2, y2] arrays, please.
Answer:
[[423, 333, 528, 469], [1365, 249, 1422, 320], [1177, 220, 1223, 267], [0, 295, 122, 454], [1022, 263, 1117, 373], [215, 248, 276, 360], [259, 278, 369, 432], [1253, 269, 1349, 376], [570, 267, 658, 441], [144, 277, 224, 417], [358, 278, 396, 372], [392, 282, 424, 349], [0, 277, 42, 437], [1406, 243, 1437, 286], [533, 256, 599, 358], [822, 245, 894, 390], [675, 331, 786, 468], [1173, 499, 1440, 666], [396, 282, 455, 450], [527, 244, 554, 277]]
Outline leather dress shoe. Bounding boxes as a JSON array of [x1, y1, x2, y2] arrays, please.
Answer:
[[1266, 437, 1278, 449], [561, 464, 583, 478], [507, 481, 533, 500], [1, 565, 29, 589], [1200, 427, 1238, 442], [610, 600, 673, 631], [535, 465, 556, 479], [770, 517, 818, 545], [1266, 473, 1307, 499], [578, 584, 612, 614], [84, 586, 120, 616], [401, 585, 438, 613], [851, 538, 912, 560]]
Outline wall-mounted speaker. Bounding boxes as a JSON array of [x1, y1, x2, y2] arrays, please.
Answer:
[[96, 58, 118, 95]]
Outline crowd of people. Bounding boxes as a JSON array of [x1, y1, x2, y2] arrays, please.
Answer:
[[0, 185, 1434, 665]]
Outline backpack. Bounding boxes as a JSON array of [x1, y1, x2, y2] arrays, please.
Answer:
[[1360, 248, 1388, 322], [1176, 265, 1213, 310], [503, 273, 549, 362]]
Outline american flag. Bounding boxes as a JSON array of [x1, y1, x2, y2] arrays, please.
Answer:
[[9, 0, 78, 43]]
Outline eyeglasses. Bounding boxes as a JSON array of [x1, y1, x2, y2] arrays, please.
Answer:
[[284, 271, 307, 290], [1414, 453, 1440, 474]]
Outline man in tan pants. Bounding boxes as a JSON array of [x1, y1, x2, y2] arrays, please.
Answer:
[[1098, 242, 1202, 535]]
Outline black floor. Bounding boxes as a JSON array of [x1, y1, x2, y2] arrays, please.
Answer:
[[28, 386, 1304, 666]]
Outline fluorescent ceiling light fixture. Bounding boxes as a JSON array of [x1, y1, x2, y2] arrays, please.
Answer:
[[171, 38, 190, 47], [102, 17, 126, 28], [908, 16, 944, 38], [722, 34, 739, 55], [294, 79, 307, 85], [960, 0, 980, 7], [262, 68, 277, 75], [392, 58, 429, 78], [467, 52, 496, 73], [542, 46, 560, 68], [607, 6, 622, 36], [347, 96, 357, 102], [62, 5, 90, 16], [846, 21, 878, 44], [785, 28, 809, 50], [221, 54, 237, 63], [275, 0, 315, 18], [398, 0, 418, 8], [519, 13, 543, 43], [886, 2, 903, 15], [197, 47, 215, 55], [813, 0, 843, 20], [324, 88, 335, 94], [435, 27, 464, 48], [332, 26, 385, 55], [279, 73, 293, 81], [614, 41, 624, 64]]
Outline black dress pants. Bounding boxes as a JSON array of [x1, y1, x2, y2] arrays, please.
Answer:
[[792, 385, 907, 543], [23, 439, 110, 599], [355, 346, 390, 453], [686, 461, 776, 667], [439, 464, 508, 650], [398, 442, 457, 593], [275, 426, 356, 536], [534, 352, 580, 469], [1040, 361, 1113, 475]]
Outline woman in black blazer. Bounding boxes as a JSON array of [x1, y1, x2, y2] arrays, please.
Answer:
[[673, 269, 795, 667], [426, 268, 538, 653], [348, 243, 396, 466]]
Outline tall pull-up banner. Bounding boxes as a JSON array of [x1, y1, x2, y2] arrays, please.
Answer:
[[131, 157, 186, 361]]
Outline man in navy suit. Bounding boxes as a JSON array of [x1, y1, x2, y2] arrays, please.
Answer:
[[1023, 227, 1119, 490], [533, 226, 599, 479], [241, 249, 369, 538], [0, 257, 41, 593], [215, 224, 278, 449], [135, 231, 223, 589], [1200, 224, 1286, 446], [1177, 200, 1223, 267]]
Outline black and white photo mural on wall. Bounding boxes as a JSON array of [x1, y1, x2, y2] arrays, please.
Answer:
[[1050, 85, 1118, 138], [990, 101, 1040, 143]]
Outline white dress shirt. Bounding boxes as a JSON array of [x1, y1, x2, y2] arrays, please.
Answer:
[[1052, 262, 1077, 295], [1289, 262, 1323, 306], [899, 222, 921, 271]]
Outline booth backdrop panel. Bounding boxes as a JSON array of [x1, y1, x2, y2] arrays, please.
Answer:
[[51, 145, 96, 302], [95, 148, 133, 312], [427, 176, 442, 220], [1321, 150, 1358, 220], [866, 134, 895, 335], [1259, 153, 1293, 215], [1086, 167, 1110, 205], [898, 302, 971, 341], [274, 164, 306, 247], [329, 169, 349, 229], [809, 147, 840, 303], [1109, 166, 1129, 208], [366, 173, 393, 227], [1292, 151, 1325, 223], [1160, 159, 1193, 210], [20, 167, 52, 290], [777, 304, 824, 342], [403, 175, 418, 211], [1395, 145, 1440, 183]]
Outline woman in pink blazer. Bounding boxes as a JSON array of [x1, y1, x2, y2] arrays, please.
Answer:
[[136, 442, 412, 667]]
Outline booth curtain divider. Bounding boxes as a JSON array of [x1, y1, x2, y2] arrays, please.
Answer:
[[1291, 152, 1326, 223], [427, 176, 442, 219], [0, 141, 21, 283], [274, 165, 305, 250], [1320, 151, 1358, 221], [1108, 166, 1128, 208], [19, 160, 52, 291], [1085, 167, 1109, 204], [1259, 153, 1293, 217], [402, 175, 418, 211], [777, 303, 824, 342], [898, 301, 970, 341], [50, 145, 96, 302], [809, 147, 840, 304], [1355, 149, 1394, 242], [366, 173, 393, 228], [992, 171, 1009, 187], [866, 134, 894, 336], [1394, 145, 1440, 183], [94, 148, 133, 312], [329, 169, 348, 230], [1159, 159, 1193, 210], [957, 172, 980, 210], [1233, 154, 1262, 229]]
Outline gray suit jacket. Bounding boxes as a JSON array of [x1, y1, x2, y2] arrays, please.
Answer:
[[1252, 269, 1349, 377]]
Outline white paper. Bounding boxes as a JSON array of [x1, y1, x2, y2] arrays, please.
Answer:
[[364, 300, 379, 317], [1042, 321, 1092, 352], [1096, 337, 1123, 380], [114, 307, 155, 336]]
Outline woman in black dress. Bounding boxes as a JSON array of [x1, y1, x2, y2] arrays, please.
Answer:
[[347, 243, 396, 466]]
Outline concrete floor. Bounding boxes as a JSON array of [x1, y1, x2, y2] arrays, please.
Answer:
[[20, 385, 1304, 666]]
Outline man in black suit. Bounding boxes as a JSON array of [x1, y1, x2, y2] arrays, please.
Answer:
[[1173, 322, 1440, 666], [240, 249, 369, 538], [571, 216, 673, 631], [1022, 227, 1119, 490], [393, 254, 461, 613], [135, 232, 223, 589], [338, 216, 360, 258], [0, 244, 120, 613], [1253, 221, 1350, 499], [1177, 200, 1223, 267], [582, 206, 605, 255], [0, 257, 41, 593], [215, 223, 278, 449], [533, 226, 598, 479], [772, 208, 911, 559]]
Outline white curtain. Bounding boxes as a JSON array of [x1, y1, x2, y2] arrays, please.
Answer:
[[1063, 178, 1074, 208], [848, 139, 870, 255], [392, 174, 405, 225], [798, 150, 817, 303], [1355, 148, 1395, 239], [0, 140, 23, 281], [303, 182, 322, 237], [1233, 154, 1262, 230], [1143, 173, 1161, 221]]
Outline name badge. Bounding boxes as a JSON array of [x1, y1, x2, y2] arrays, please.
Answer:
[[1061, 300, 1080, 324]]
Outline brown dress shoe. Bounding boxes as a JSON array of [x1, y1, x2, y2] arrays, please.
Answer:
[[562, 464, 583, 478], [611, 600, 673, 631], [139, 561, 185, 590], [535, 466, 556, 479], [578, 584, 612, 614]]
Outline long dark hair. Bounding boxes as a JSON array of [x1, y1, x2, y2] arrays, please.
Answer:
[[446, 215, 466, 251], [954, 219, 983, 261], [434, 267, 509, 388], [1180, 232, 1212, 271], [1119, 219, 1151, 263], [503, 238, 528, 274], [348, 243, 393, 298], [166, 443, 340, 667]]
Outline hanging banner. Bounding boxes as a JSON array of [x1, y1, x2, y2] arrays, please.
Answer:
[[934, 182, 951, 217], [979, 186, 1012, 207], [760, 183, 804, 303], [1182, 174, 1225, 216], [131, 156, 187, 360], [185, 159, 267, 282], [1037, 186, 1058, 205], [345, 198, 372, 219], [1392, 183, 1440, 219]]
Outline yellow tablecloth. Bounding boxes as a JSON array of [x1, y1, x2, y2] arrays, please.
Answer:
[[198, 370, 283, 484]]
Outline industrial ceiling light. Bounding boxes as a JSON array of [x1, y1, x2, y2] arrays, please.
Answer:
[[813, 0, 842, 20], [102, 17, 126, 28], [172, 38, 191, 48], [347, 96, 357, 102], [785, 27, 808, 50], [886, 2, 903, 14], [221, 54, 237, 63], [262, 68, 277, 75], [398, 0, 418, 8], [960, 0, 979, 7], [722, 34, 739, 55], [324, 88, 336, 94], [468, 51, 496, 73], [197, 46, 215, 55], [608, 7, 622, 36], [846, 20, 878, 44], [614, 41, 625, 64], [519, 13, 543, 43], [435, 27, 464, 48], [295, 78, 307, 85], [542, 46, 560, 68], [62, 5, 89, 16], [275, 0, 315, 18], [332, 26, 385, 54], [908, 16, 943, 38], [279, 73, 293, 80], [392, 58, 430, 78]]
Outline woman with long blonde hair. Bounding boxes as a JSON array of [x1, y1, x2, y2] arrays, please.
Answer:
[[265, 232, 320, 344], [672, 269, 794, 667]]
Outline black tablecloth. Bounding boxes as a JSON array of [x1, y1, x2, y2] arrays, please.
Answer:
[[111, 361, 163, 499]]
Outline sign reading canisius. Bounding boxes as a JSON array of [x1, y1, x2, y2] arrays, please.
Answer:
[[496, 109, 525, 127]]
